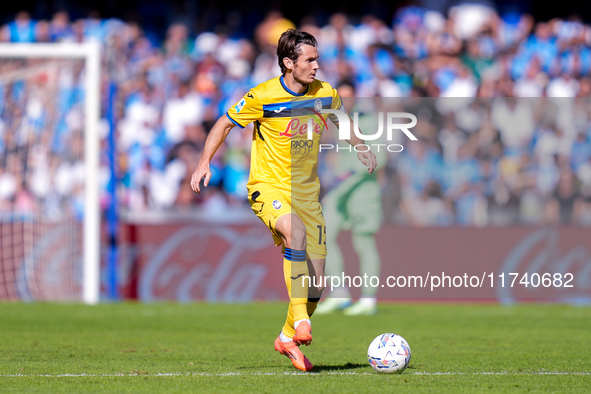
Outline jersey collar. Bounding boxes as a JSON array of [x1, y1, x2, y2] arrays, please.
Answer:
[[280, 75, 308, 96]]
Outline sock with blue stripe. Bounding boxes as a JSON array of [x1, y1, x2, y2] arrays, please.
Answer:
[[281, 248, 309, 338]]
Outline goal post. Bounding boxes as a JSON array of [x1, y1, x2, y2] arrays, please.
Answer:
[[0, 42, 101, 305]]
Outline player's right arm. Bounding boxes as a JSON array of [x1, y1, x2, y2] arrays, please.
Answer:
[[191, 88, 262, 194], [190, 115, 235, 194]]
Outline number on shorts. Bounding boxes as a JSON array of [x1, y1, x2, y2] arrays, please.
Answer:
[[317, 225, 326, 245]]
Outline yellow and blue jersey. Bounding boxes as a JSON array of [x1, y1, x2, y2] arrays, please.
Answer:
[[226, 75, 342, 202]]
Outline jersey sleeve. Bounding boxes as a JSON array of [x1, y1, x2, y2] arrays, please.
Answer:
[[226, 89, 263, 129], [331, 87, 343, 111], [328, 87, 344, 126]]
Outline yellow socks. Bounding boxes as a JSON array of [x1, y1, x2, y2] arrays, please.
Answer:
[[282, 248, 309, 338]]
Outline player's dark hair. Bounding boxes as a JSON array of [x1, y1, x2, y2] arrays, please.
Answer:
[[277, 29, 318, 75], [337, 79, 355, 91]]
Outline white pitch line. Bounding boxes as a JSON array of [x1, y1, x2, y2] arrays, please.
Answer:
[[0, 372, 590, 378]]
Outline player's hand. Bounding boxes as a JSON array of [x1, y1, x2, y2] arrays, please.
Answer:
[[190, 164, 211, 194], [357, 150, 377, 174]]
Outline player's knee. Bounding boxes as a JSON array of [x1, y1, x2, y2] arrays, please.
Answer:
[[290, 227, 307, 249]]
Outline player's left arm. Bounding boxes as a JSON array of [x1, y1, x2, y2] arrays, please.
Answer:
[[344, 117, 377, 174], [329, 86, 377, 174]]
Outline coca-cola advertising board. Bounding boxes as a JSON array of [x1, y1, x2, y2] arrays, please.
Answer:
[[113, 222, 591, 303]]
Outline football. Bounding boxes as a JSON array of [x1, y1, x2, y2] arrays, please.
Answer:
[[367, 333, 411, 373]]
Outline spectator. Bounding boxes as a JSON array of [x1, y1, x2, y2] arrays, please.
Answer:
[[3, 11, 36, 43], [162, 79, 205, 144], [400, 180, 454, 226], [545, 167, 582, 224], [49, 11, 73, 42]]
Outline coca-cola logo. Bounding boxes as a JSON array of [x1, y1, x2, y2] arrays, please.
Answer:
[[498, 228, 591, 301], [138, 226, 276, 302]]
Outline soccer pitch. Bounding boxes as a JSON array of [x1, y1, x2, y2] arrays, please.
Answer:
[[1, 303, 589, 392]]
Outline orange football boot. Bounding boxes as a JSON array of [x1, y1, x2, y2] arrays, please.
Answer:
[[292, 321, 312, 346], [274, 335, 313, 372]]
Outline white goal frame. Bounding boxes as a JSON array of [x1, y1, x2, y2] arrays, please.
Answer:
[[0, 42, 101, 305]]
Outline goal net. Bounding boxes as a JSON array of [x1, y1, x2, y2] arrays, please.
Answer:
[[0, 43, 100, 304]]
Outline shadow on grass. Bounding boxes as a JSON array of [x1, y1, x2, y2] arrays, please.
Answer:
[[311, 362, 368, 372]]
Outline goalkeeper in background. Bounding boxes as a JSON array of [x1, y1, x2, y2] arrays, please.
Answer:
[[316, 81, 386, 316]]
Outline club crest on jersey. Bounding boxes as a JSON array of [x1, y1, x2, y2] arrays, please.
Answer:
[[235, 98, 246, 113], [272, 200, 282, 210], [314, 99, 322, 113]]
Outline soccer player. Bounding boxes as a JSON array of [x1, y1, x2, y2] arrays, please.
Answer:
[[316, 81, 386, 316], [190, 29, 377, 372]]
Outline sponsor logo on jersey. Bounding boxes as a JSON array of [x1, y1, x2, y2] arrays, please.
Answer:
[[291, 139, 314, 155], [279, 117, 324, 138], [273, 106, 287, 113], [235, 98, 246, 113], [272, 200, 282, 209]]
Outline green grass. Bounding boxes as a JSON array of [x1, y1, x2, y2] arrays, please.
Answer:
[[0, 302, 589, 392]]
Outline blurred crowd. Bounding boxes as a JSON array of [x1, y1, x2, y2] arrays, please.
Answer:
[[1, 2, 591, 226], [347, 97, 591, 227], [0, 57, 86, 221]]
